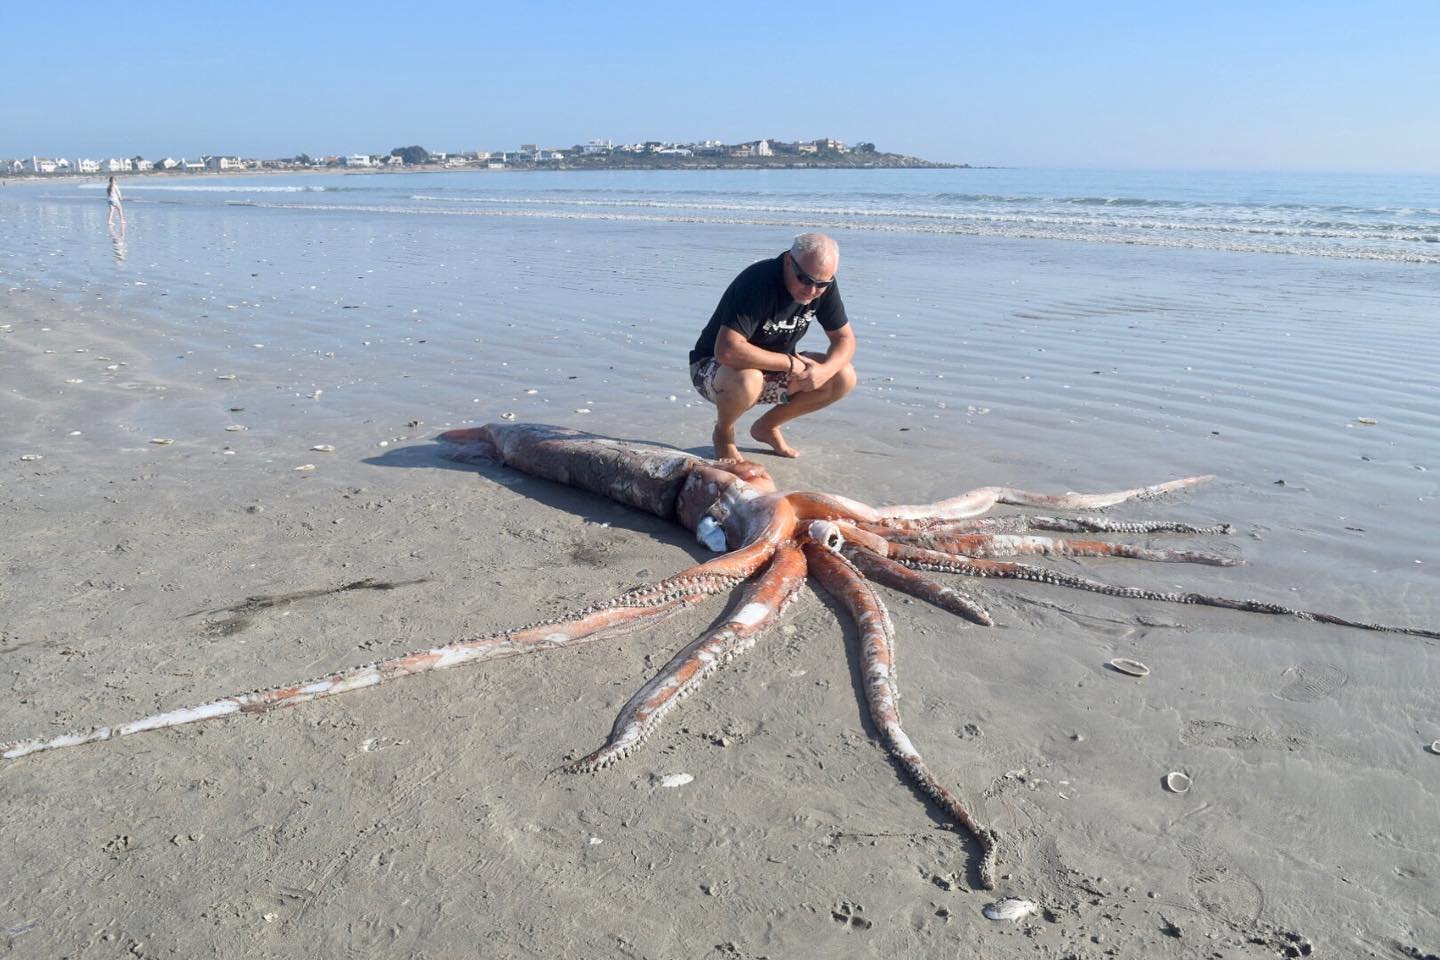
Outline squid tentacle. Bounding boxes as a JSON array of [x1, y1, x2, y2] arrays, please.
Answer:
[[787, 476, 1216, 526], [864, 515, 1235, 538], [805, 544, 999, 890], [842, 545, 992, 626], [890, 532, 1240, 567], [888, 545, 1440, 640], [566, 542, 810, 774], [2, 566, 750, 763]]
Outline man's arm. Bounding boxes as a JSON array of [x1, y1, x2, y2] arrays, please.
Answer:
[[789, 324, 855, 392], [714, 326, 797, 373]]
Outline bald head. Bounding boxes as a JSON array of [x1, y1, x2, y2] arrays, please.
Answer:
[[790, 232, 839, 268], [784, 233, 839, 305]]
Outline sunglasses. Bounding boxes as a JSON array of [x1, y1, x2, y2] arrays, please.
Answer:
[[790, 256, 835, 289]]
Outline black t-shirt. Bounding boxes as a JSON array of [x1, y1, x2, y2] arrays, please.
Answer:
[[689, 253, 849, 366]]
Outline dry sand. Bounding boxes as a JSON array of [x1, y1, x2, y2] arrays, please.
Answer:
[[2, 285, 1437, 960]]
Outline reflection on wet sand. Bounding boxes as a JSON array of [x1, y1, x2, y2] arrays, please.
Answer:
[[109, 223, 127, 263]]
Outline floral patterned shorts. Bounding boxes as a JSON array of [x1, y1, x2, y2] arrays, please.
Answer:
[[689, 358, 791, 406]]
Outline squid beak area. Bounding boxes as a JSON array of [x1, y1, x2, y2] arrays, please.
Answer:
[[806, 520, 845, 553]]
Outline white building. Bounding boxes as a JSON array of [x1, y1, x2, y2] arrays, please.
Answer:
[[23, 157, 58, 174], [101, 158, 134, 172], [75, 158, 101, 173], [755, 139, 773, 157], [342, 154, 373, 167], [155, 158, 179, 170], [206, 156, 241, 171], [582, 139, 613, 154]]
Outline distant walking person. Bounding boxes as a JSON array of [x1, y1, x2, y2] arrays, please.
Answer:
[[689, 232, 856, 460], [106, 176, 125, 229]]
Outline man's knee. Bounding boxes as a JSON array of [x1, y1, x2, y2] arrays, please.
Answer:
[[827, 362, 857, 398], [713, 364, 765, 402]]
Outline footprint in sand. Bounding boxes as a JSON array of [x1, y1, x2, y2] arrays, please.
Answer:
[[1176, 837, 1265, 924], [831, 900, 873, 930], [1181, 719, 1304, 751], [1276, 662, 1349, 703]]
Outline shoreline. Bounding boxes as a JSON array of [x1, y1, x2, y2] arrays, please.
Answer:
[[1, 156, 972, 190]]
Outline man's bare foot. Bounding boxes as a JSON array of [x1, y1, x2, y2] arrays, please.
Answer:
[[712, 425, 742, 462], [750, 422, 799, 458]]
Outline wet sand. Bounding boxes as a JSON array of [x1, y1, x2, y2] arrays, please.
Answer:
[[2, 230, 1438, 959]]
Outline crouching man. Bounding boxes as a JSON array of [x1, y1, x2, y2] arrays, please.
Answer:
[[688, 232, 857, 460]]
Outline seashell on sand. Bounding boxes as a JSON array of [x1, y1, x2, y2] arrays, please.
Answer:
[[982, 898, 1036, 921], [1165, 771, 1192, 794], [20, 454, 43, 461], [1428, 740, 1440, 756], [216, 374, 238, 380], [500, 412, 518, 421], [225, 425, 248, 432], [658, 773, 694, 788], [149, 438, 175, 445], [1107, 657, 1150, 677], [311, 444, 336, 453], [294, 464, 316, 472]]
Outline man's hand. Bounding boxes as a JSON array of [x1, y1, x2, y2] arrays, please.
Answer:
[[787, 355, 830, 393]]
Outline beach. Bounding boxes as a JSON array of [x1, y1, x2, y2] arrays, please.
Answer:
[[2, 170, 1438, 958]]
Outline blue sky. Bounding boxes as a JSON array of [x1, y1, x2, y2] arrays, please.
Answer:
[[3, 0, 1437, 173]]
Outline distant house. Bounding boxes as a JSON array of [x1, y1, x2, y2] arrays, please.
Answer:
[[101, 158, 134, 172], [797, 141, 818, 154], [156, 158, 179, 170], [655, 147, 692, 156], [205, 156, 241, 171], [813, 138, 847, 153], [75, 158, 101, 173], [582, 139, 613, 154], [728, 144, 753, 158], [342, 154, 372, 167], [180, 158, 206, 171], [23, 157, 59, 173], [4, 159, 24, 174], [385, 154, 405, 166], [754, 139, 773, 157]]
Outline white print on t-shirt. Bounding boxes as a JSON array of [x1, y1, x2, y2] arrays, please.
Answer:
[[761, 308, 816, 337]]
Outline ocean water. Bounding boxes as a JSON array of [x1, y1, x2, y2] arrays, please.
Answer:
[[10, 166, 1440, 262], [1, 167, 1437, 604]]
